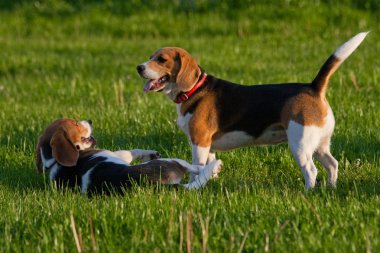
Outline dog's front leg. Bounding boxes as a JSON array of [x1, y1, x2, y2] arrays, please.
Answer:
[[189, 144, 211, 182], [114, 149, 160, 164], [207, 151, 216, 163], [207, 151, 219, 178]]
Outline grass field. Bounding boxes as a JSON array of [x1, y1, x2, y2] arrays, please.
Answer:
[[0, 0, 380, 252]]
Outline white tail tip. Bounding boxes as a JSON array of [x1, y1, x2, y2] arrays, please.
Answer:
[[334, 32, 369, 60]]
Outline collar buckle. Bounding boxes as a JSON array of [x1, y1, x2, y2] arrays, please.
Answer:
[[174, 73, 207, 104], [178, 94, 188, 102]]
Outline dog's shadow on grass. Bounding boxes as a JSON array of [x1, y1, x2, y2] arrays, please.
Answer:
[[219, 132, 380, 197], [0, 164, 46, 193], [331, 134, 380, 163], [330, 134, 380, 198]]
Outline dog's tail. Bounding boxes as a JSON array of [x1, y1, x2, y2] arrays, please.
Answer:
[[311, 32, 368, 96]]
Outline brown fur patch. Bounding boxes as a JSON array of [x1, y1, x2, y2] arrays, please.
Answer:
[[50, 129, 79, 167], [187, 92, 219, 147], [312, 56, 341, 96], [36, 118, 92, 172], [175, 49, 201, 92], [281, 89, 329, 127]]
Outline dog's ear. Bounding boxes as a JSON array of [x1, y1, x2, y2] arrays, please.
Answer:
[[50, 128, 79, 167], [176, 50, 201, 92]]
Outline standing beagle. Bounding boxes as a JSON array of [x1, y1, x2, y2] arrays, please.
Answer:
[[137, 32, 368, 189], [36, 119, 222, 194]]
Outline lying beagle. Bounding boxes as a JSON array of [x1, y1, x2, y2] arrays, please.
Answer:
[[137, 32, 368, 189], [36, 118, 222, 194]]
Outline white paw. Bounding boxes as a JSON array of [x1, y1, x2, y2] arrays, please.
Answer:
[[211, 160, 223, 179]]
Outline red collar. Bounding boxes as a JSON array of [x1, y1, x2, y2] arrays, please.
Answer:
[[174, 73, 207, 104]]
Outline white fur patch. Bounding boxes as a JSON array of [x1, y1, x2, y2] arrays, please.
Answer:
[[113, 149, 159, 163], [40, 147, 61, 180], [192, 145, 210, 165], [176, 106, 192, 138], [184, 160, 223, 190], [40, 147, 55, 171], [81, 168, 94, 194], [92, 151, 128, 165], [141, 62, 161, 79], [49, 163, 60, 181], [286, 108, 335, 189], [79, 121, 92, 138], [334, 32, 368, 60], [113, 150, 134, 164]]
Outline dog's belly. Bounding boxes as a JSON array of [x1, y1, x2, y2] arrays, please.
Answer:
[[211, 131, 254, 151], [211, 125, 287, 151], [253, 125, 287, 145]]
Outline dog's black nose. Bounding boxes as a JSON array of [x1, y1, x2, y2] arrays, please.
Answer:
[[137, 65, 145, 73], [87, 120, 92, 125]]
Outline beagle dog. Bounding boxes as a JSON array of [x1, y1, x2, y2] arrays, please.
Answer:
[[137, 32, 368, 189], [36, 118, 222, 194]]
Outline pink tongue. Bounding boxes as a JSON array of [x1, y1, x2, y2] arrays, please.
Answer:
[[144, 80, 155, 92]]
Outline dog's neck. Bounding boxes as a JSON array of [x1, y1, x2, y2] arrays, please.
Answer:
[[165, 67, 206, 102], [174, 73, 208, 104]]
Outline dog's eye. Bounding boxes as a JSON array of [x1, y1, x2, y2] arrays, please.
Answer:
[[81, 137, 86, 142], [157, 56, 167, 63]]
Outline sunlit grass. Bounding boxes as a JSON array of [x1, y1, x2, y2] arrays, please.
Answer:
[[0, 1, 379, 252]]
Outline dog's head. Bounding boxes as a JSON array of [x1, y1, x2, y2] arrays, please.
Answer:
[[137, 47, 202, 100], [36, 118, 96, 173]]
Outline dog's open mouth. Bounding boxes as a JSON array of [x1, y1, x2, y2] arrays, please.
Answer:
[[143, 75, 169, 92], [82, 136, 97, 147]]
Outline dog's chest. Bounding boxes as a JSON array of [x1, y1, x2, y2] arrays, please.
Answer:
[[176, 106, 192, 137]]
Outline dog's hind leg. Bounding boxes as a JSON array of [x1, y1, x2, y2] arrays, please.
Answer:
[[287, 121, 321, 189], [314, 137, 338, 187]]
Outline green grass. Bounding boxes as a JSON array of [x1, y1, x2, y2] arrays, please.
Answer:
[[1, 0, 380, 252]]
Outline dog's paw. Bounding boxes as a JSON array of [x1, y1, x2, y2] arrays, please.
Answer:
[[211, 160, 223, 179], [149, 151, 161, 160], [141, 150, 161, 162]]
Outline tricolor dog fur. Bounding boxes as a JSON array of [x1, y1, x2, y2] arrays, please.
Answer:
[[36, 119, 222, 194], [137, 32, 368, 189]]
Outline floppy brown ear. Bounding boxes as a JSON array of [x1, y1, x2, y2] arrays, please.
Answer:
[[50, 129, 79, 167], [176, 51, 201, 92]]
